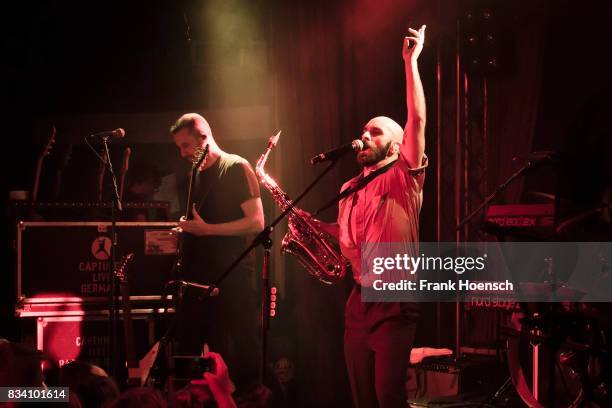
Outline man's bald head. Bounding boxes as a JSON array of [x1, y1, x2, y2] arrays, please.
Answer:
[[171, 112, 223, 165], [170, 113, 213, 140], [357, 116, 405, 168], [367, 116, 404, 144]]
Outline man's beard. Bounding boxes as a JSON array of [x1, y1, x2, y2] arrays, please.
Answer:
[[357, 141, 392, 167]]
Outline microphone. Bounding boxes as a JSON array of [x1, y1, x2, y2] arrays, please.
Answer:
[[310, 140, 364, 164], [90, 128, 126, 139], [168, 280, 220, 297]]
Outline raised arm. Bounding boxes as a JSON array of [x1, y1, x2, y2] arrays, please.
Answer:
[[401, 25, 427, 169]]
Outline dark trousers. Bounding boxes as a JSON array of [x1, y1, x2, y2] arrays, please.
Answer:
[[173, 285, 260, 391], [344, 287, 418, 408]]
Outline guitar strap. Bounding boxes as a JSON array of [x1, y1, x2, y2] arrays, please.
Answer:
[[314, 159, 398, 216]]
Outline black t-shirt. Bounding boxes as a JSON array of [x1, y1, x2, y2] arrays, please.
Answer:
[[173, 154, 261, 377], [179, 153, 260, 284]]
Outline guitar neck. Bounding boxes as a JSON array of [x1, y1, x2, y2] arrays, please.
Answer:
[[34, 126, 56, 202], [183, 146, 208, 220], [32, 158, 44, 202], [184, 170, 198, 220], [54, 144, 72, 201]]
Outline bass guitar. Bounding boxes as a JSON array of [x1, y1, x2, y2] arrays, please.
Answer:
[[174, 144, 209, 274]]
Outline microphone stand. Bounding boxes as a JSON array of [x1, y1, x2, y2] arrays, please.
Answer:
[[457, 157, 549, 230], [146, 282, 193, 406], [454, 159, 543, 363], [97, 136, 123, 378], [213, 158, 340, 385], [146, 282, 218, 403]]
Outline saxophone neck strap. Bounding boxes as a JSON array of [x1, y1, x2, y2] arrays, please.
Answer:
[[314, 159, 398, 216]]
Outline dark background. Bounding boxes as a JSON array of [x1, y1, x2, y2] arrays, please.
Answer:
[[2, 0, 612, 406]]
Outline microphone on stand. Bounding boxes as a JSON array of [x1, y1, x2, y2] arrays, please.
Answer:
[[310, 140, 364, 164], [90, 128, 126, 140]]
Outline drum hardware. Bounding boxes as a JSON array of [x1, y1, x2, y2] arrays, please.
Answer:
[[499, 303, 611, 408], [482, 218, 610, 406], [456, 148, 612, 406]]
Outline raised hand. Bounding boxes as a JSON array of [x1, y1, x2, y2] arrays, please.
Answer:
[[403, 24, 426, 62]]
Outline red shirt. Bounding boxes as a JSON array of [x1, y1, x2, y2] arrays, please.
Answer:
[[338, 156, 427, 285]]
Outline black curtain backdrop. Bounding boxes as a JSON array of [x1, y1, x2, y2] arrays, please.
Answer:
[[267, 0, 551, 402], [530, 0, 612, 231], [484, 1, 547, 205], [268, 1, 433, 405], [269, 3, 355, 405]]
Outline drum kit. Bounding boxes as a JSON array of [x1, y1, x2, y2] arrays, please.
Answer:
[[467, 153, 612, 407], [480, 218, 612, 407], [481, 204, 612, 407]]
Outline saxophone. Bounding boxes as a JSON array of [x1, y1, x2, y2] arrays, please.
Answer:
[[255, 132, 350, 285]]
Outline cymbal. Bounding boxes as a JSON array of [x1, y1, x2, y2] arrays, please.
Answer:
[[529, 191, 556, 201], [518, 282, 585, 301], [556, 204, 611, 233]]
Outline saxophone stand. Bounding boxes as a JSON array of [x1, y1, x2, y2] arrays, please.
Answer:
[[146, 283, 182, 403], [213, 158, 340, 385]]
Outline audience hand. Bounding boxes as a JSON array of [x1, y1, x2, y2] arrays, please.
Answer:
[[190, 351, 236, 408]]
